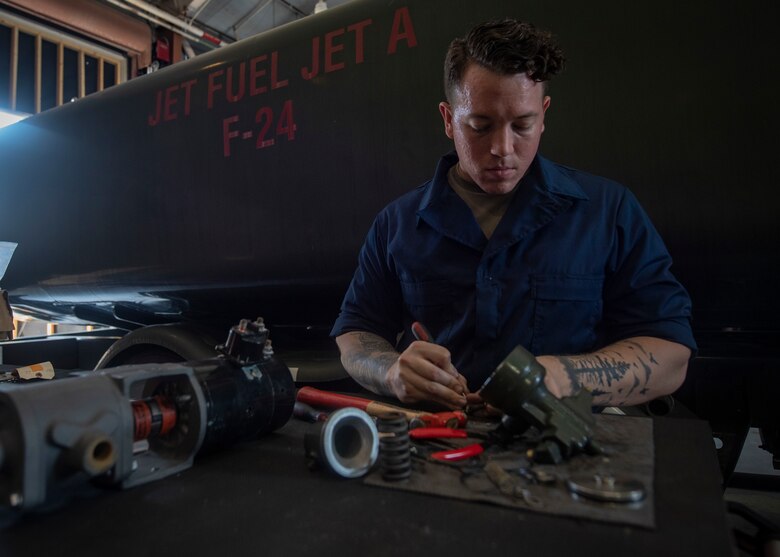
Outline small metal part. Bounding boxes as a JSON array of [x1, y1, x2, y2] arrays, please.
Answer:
[[217, 317, 270, 364], [303, 407, 378, 478], [516, 487, 544, 508], [566, 473, 646, 503], [485, 462, 544, 508], [530, 440, 563, 464], [531, 469, 557, 485], [485, 462, 515, 496], [263, 339, 274, 359], [377, 412, 411, 481], [517, 467, 536, 483]]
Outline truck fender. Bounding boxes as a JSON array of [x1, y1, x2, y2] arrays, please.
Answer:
[[95, 323, 220, 369]]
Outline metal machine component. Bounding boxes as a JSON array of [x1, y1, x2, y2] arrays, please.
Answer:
[[484, 462, 544, 508], [377, 412, 412, 481], [566, 473, 646, 503], [304, 407, 378, 479], [0, 320, 294, 514], [479, 345, 600, 464], [217, 317, 269, 364]]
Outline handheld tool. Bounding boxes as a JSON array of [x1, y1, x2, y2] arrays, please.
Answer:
[[294, 401, 329, 423], [411, 321, 469, 399], [296, 386, 466, 428], [411, 321, 433, 343], [408, 426, 487, 462]]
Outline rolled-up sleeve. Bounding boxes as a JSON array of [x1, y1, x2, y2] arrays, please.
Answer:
[[599, 189, 697, 353]]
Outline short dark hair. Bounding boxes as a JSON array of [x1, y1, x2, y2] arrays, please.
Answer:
[[444, 19, 565, 102]]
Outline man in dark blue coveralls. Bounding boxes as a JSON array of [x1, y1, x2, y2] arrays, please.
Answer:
[[331, 19, 696, 410]]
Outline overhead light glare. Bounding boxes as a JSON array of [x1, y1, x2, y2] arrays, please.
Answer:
[[314, 0, 328, 14], [0, 109, 29, 129]]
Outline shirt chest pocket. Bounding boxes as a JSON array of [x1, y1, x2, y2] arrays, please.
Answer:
[[530, 275, 604, 356], [400, 279, 456, 338]]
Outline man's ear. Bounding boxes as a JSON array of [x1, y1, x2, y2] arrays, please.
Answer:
[[439, 101, 454, 139], [541, 96, 551, 133]]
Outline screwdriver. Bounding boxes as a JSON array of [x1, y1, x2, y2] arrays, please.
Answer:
[[411, 321, 468, 397], [411, 321, 434, 343], [293, 401, 329, 423]]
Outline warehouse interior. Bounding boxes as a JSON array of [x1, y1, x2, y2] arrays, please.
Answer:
[[0, 1, 777, 555]]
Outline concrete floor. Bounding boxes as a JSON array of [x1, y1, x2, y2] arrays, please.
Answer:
[[724, 429, 780, 555]]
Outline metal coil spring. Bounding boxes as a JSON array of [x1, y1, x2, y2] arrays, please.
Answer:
[[377, 412, 411, 481]]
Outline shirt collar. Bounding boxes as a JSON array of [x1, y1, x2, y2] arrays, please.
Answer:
[[417, 152, 589, 251], [535, 155, 589, 201], [416, 152, 485, 250]]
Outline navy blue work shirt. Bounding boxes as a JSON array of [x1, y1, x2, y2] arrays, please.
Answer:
[[331, 152, 696, 390]]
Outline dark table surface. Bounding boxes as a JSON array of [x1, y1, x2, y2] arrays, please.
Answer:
[[0, 416, 736, 557]]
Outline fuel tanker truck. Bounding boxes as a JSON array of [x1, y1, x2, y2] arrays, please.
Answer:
[[0, 0, 778, 474]]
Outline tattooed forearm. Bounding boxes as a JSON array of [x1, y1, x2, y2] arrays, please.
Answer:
[[558, 354, 632, 392], [546, 338, 677, 406], [339, 332, 399, 396], [353, 333, 394, 354]]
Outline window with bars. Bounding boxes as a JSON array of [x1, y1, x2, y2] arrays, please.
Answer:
[[0, 10, 127, 115]]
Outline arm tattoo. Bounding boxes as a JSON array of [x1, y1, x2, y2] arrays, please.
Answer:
[[354, 333, 393, 353], [341, 332, 398, 396], [558, 354, 631, 391], [555, 339, 663, 405]]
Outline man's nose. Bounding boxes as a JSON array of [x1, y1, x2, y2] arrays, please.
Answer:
[[490, 126, 513, 157]]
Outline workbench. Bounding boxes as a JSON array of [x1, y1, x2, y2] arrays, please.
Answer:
[[0, 414, 735, 556]]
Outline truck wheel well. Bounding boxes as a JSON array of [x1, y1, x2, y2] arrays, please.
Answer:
[[95, 323, 221, 369]]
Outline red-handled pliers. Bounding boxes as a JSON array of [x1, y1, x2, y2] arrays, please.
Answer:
[[409, 427, 467, 440], [430, 443, 485, 462], [409, 427, 486, 462]]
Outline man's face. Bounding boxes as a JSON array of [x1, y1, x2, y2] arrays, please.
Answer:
[[439, 63, 551, 195]]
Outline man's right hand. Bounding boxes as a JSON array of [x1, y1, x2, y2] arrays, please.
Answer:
[[386, 341, 468, 409], [335, 331, 468, 410]]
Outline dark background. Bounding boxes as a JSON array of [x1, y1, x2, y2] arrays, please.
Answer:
[[0, 0, 777, 341]]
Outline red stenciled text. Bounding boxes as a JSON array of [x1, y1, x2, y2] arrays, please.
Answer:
[[146, 5, 419, 158], [208, 51, 289, 109], [147, 79, 197, 126], [222, 99, 297, 158], [301, 19, 373, 80]]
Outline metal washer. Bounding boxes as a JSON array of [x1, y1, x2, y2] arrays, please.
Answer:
[[566, 473, 646, 503]]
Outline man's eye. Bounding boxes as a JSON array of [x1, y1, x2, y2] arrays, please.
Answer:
[[470, 125, 489, 133], [513, 124, 532, 133]]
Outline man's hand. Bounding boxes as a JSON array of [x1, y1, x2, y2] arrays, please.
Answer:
[[336, 331, 468, 410], [386, 341, 467, 409]]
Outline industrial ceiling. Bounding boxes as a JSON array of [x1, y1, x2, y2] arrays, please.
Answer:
[[158, 0, 355, 43]]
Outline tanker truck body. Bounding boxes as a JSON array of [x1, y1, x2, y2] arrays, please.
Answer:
[[0, 0, 778, 368], [0, 0, 449, 338]]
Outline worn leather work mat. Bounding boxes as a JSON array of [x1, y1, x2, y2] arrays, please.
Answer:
[[365, 414, 655, 529]]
